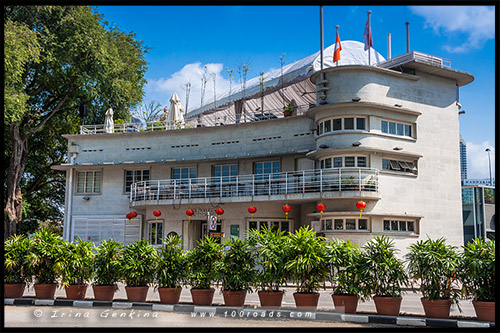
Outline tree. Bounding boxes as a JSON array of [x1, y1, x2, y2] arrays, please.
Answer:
[[132, 100, 163, 123], [4, 6, 148, 237]]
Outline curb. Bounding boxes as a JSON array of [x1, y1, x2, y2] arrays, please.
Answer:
[[4, 298, 494, 328]]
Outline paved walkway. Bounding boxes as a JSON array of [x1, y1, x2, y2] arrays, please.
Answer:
[[20, 283, 476, 319]]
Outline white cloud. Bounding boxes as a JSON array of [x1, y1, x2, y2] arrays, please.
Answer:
[[145, 62, 233, 113], [410, 6, 495, 53], [466, 141, 495, 180]]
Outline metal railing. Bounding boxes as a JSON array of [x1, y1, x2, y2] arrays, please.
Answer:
[[129, 167, 379, 203], [80, 120, 182, 135]]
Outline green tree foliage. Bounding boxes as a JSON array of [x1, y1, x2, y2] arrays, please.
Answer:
[[4, 6, 148, 236], [92, 239, 124, 286]]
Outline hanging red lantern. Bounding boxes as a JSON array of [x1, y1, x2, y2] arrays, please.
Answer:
[[153, 209, 162, 221], [186, 208, 194, 222], [248, 206, 257, 221], [215, 208, 224, 222], [130, 211, 138, 219], [126, 213, 132, 222], [316, 203, 326, 220], [282, 204, 291, 221], [356, 201, 367, 217]]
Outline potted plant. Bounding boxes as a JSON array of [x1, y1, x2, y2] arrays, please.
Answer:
[[283, 104, 294, 117], [59, 237, 94, 300], [247, 226, 290, 308], [92, 239, 124, 301], [25, 228, 65, 299], [458, 238, 495, 322], [285, 226, 329, 310], [216, 237, 256, 307], [118, 239, 158, 302], [361, 236, 408, 316], [4, 234, 32, 298], [186, 236, 223, 306], [155, 234, 187, 304], [326, 239, 369, 314], [406, 237, 461, 319]]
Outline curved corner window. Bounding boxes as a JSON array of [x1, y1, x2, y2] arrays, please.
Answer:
[[317, 116, 367, 135], [320, 155, 368, 169]]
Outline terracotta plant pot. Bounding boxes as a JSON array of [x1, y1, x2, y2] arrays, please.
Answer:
[[34, 283, 58, 299], [158, 287, 182, 305], [373, 296, 402, 316], [65, 284, 88, 300], [125, 286, 149, 302], [92, 284, 117, 301], [222, 290, 247, 307], [420, 297, 451, 319], [332, 294, 360, 314], [473, 300, 495, 322], [190, 288, 215, 306], [257, 290, 284, 308], [293, 292, 320, 310], [283, 110, 293, 117], [4, 283, 25, 298]]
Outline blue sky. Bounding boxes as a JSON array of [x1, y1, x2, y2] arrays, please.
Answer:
[[96, 5, 495, 179]]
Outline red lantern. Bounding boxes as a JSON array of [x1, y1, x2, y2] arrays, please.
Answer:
[[126, 213, 132, 222], [248, 206, 257, 221], [153, 209, 162, 221], [356, 201, 367, 217], [186, 209, 194, 222], [215, 208, 224, 221], [130, 211, 138, 219], [282, 204, 291, 221], [316, 203, 326, 220]]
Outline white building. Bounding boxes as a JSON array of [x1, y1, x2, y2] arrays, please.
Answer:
[[53, 41, 474, 253]]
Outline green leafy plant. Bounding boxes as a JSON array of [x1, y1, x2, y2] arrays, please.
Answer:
[[156, 234, 187, 289], [361, 236, 408, 298], [326, 239, 369, 299], [59, 237, 94, 288], [186, 236, 223, 289], [216, 237, 256, 292], [285, 226, 329, 294], [4, 234, 32, 284], [458, 238, 495, 302], [405, 237, 461, 306], [92, 239, 124, 286], [118, 239, 158, 287], [25, 228, 65, 284], [247, 226, 290, 292]]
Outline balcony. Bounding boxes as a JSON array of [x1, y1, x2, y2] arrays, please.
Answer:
[[129, 168, 380, 206]]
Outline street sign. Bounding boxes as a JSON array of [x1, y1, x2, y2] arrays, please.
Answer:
[[209, 215, 217, 231], [210, 232, 224, 237]]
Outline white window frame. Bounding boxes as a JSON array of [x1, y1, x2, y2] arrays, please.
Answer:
[[247, 218, 292, 234], [76, 170, 103, 194], [124, 169, 150, 193], [147, 219, 164, 246], [319, 155, 369, 169], [383, 219, 417, 234], [317, 116, 367, 136], [382, 158, 418, 174], [381, 119, 414, 138], [321, 217, 370, 232]]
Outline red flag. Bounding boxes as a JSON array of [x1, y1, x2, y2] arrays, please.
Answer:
[[363, 15, 373, 51], [333, 29, 342, 63]]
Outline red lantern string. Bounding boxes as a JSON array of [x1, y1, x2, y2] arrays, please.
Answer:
[[316, 203, 326, 220], [282, 204, 291, 221], [186, 209, 194, 222], [215, 208, 224, 222], [153, 209, 162, 221], [248, 206, 257, 221], [356, 201, 367, 217]]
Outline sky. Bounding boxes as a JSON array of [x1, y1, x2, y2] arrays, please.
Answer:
[[96, 5, 495, 180]]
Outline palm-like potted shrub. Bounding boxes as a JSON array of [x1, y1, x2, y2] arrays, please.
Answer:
[[156, 234, 187, 304], [186, 236, 223, 306], [59, 237, 94, 300], [247, 226, 290, 308], [92, 239, 124, 301], [326, 239, 369, 314], [285, 226, 329, 310], [458, 238, 495, 322], [4, 234, 32, 298], [25, 228, 65, 299], [118, 239, 158, 302], [361, 236, 408, 316], [406, 237, 461, 319], [216, 237, 256, 307]]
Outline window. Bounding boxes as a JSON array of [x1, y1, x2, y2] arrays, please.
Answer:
[[248, 219, 291, 233], [213, 164, 238, 183], [255, 161, 280, 180], [382, 159, 417, 174], [172, 167, 196, 184], [383, 219, 417, 233], [77, 171, 102, 194], [318, 117, 367, 135], [333, 157, 343, 168], [344, 156, 355, 167], [324, 119, 331, 132], [357, 156, 366, 168], [148, 221, 163, 245], [320, 155, 368, 169], [332, 118, 342, 131], [323, 218, 369, 231], [125, 169, 149, 192], [356, 118, 366, 130], [381, 119, 413, 138], [344, 118, 354, 130]]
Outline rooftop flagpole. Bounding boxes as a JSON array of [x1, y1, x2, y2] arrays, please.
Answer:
[[368, 10, 372, 66], [320, 5, 324, 71]]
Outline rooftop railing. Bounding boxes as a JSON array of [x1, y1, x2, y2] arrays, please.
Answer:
[[129, 167, 379, 204]]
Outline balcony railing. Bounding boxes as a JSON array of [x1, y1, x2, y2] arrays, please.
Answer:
[[129, 167, 379, 203]]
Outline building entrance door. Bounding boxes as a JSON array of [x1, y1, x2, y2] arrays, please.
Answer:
[[201, 221, 223, 244]]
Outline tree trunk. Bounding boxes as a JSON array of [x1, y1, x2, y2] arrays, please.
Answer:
[[4, 123, 29, 238]]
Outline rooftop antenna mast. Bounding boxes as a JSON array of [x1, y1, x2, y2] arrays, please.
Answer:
[[406, 21, 410, 53]]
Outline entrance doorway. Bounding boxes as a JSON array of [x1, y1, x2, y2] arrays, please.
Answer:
[[201, 221, 223, 244]]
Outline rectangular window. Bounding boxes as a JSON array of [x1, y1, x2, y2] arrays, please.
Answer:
[[407, 221, 415, 232], [213, 164, 238, 183], [383, 220, 390, 231], [389, 122, 396, 135], [358, 219, 367, 230], [148, 221, 163, 245], [381, 120, 388, 133], [324, 119, 331, 132], [332, 118, 342, 131], [357, 156, 366, 167], [334, 219, 344, 230], [320, 160, 325, 169], [405, 124, 412, 137], [259, 221, 268, 231], [344, 156, 355, 167], [319, 122, 324, 135], [397, 123, 404, 136], [344, 118, 354, 130], [389, 160, 401, 170], [346, 219, 356, 230], [325, 158, 332, 169], [333, 157, 342, 168], [325, 219, 332, 230], [356, 118, 366, 130], [124, 169, 149, 193], [391, 220, 399, 231], [399, 221, 407, 231], [77, 171, 103, 194], [281, 221, 289, 233], [250, 220, 291, 233], [249, 221, 258, 231], [382, 159, 389, 170], [172, 167, 196, 185]]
